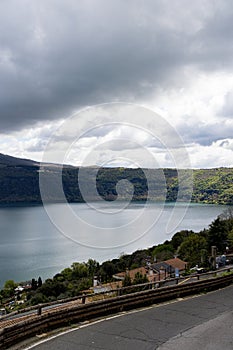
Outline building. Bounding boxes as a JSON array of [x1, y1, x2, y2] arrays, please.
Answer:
[[164, 258, 187, 275], [113, 266, 159, 283], [113, 258, 187, 283]]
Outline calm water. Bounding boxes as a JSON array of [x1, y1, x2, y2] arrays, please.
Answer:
[[0, 202, 228, 287]]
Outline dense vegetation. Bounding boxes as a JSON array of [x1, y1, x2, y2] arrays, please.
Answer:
[[192, 168, 233, 204], [0, 153, 233, 204], [1, 210, 233, 308]]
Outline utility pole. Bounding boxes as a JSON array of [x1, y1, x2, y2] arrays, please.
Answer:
[[211, 246, 217, 270]]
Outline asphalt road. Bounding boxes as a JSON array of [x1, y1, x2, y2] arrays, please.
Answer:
[[24, 284, 233, 350]]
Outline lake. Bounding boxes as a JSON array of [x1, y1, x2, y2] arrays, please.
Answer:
[[0, 201, 228, 287]]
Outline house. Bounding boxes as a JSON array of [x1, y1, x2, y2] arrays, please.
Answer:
[[150, 258, 187, 277], [164, 258, 187, 275], [113, 266, 159, 283], [112, 258, 187, 284], [149, 261, 173, 279]]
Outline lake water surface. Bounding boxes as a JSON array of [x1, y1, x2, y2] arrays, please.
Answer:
[[0, 202, 228, 287]]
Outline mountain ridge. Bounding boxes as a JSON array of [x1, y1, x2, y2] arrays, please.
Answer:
[[0, 153, 39, 167], [0, 153, 232, 205]]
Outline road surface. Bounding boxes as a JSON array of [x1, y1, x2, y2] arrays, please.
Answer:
[[23, 284, 233, 350]]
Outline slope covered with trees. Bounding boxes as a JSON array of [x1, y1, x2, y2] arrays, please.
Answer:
[[0, 154, 233, 205]]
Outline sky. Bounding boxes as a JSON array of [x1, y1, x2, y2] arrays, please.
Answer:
[[1, 0, 233, 168]]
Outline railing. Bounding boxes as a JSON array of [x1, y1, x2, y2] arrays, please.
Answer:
[[0, 271, 233, 349], [1, 266, 233, 322]]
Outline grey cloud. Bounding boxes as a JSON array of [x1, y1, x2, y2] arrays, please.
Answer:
[[192, 3, 233, 71], [215, 139, 233, 149], [96, 139, 143, 152], [25, 139, 48, 152], [220, 92, 233, 117], [177, 119, 233, 146], [85, 125, 116, 138], [1, 0, 233, 132]]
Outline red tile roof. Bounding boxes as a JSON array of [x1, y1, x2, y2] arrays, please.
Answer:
[[164, 258, 187, 271], [114, 267, 148, 280]]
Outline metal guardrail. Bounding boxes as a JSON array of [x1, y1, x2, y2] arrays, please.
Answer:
[[1, 266, 233, 322], [0, 272, 233, 349]]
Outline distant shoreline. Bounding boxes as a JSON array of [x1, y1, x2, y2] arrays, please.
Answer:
[[0, 199, 229, 208]]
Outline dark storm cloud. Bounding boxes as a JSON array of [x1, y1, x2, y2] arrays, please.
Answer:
[[0, 0, 233, 132], [192, 3, 233, 71]]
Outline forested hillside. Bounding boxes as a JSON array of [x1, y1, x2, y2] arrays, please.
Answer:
[[0, 154, 232, 205]]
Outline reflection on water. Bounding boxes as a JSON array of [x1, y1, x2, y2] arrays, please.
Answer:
[[0, 202, 227, 287]]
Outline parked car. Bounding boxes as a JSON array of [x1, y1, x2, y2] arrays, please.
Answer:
[[190, 266, 206, 274]]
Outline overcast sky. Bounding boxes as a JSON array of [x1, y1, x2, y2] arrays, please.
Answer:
[[1, 0, 233, 168]]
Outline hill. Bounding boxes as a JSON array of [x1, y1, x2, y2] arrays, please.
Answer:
[[0, 153, 39, 167], [0, 154, 232, 205]]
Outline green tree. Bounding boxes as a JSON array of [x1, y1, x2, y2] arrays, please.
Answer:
[[132, 272, 148, 285], [110, 257, 127, 273], [171, 230, 194, 250], [87, 259, 99, 277], [152, 243, 174, 262], [227, 229, 233, 249], [31, 278, 38, 290], [53, 273, 66, 282], [71, 262, 89, 279], [3, 280, 16, 298], [122, 274, 131, 287], [178, 234, 208, 267], [129, 249, 150, 269], [30, 292, 48, 305], [38, 277, 42, 288], [208, 217, 228, 253], [99, 261, 116, 282], [60, 267, 72, 281], [76, 278, 92, 292], [37, 278, 66, 299]]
